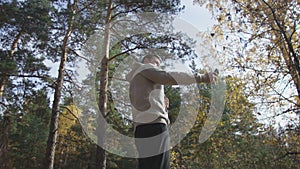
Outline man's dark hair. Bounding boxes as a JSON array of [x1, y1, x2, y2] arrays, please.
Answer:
[[141, 54, 162, 63]]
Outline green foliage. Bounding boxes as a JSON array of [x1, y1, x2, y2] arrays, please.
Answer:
[[0, 0, 52, 48], [2, 0, 299, 168], [165, 85, 181, 124], [170, 76, 299, 168], [116, 0, 184, 14], [0, 0, 51, 99], [193, 1, 300, 167], [55, 110, 95, 169], [0, 51, 17, 74], [197, 0, 299, 118], [9, 89, 51, 169]]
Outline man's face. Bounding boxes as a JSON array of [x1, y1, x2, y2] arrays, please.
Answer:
[[144, 57, 161, 67]]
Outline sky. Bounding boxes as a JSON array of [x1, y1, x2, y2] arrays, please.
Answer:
[[180, 1, 216, 32], [178, 1, 299, 128], [43, 1, 299, 128], [47, 1, 215, 77]]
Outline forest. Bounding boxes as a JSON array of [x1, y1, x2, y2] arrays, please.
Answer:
[[0, 0, 299, 169]]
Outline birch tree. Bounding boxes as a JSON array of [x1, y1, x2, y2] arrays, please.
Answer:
[[194, 0, 299, 124], [194, 0, 300, 162]]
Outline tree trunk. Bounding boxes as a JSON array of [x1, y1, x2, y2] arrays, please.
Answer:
[[43, 1, 77, 169], [0, 29, 22, 98], [263, 0, 300, 103], [0, 29, 23, 169], [95, 1, 113, 169]]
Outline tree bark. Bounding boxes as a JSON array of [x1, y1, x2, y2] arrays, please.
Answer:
[[263, 0, 300, 102], [0, 29, 22, 98], [43, 1, 77, 169], [0, 28, 23, 169], [95, 0, 113, 169]]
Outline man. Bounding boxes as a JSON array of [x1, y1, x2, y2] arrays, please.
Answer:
[[126, 54, 216, 169]]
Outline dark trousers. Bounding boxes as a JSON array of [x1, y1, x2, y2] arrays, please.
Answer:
[[134, 123, 170, 169]]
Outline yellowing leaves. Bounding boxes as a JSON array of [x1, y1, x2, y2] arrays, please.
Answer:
[[56, 105, 84, 157], [292, 95, 300, 107], [58, 105, 81, 135]]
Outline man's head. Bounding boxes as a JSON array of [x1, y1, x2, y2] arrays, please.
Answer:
[[142, 54, 162, 67]]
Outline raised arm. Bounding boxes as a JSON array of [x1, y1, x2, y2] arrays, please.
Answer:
[[139, 68, 213, 85]]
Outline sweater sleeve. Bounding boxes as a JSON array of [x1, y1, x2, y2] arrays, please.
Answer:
[[140, 68, 205, 85]]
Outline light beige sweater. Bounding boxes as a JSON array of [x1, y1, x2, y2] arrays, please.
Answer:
[[126, 62, 205, 127]]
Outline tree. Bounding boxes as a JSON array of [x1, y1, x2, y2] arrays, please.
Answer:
[[42, 0, 109, 168], [193, 0, 299, 121], [0, 0, 194, 168], [0, 1, 51, 168], [192, 0, 300, 166], [88, 1, 185, 168], [9, 88, 51, 169], [0, 0, 50, 97], [43, 0, 78, 168], [54, 102, 95, 169], [170, 76, 268, 168]]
